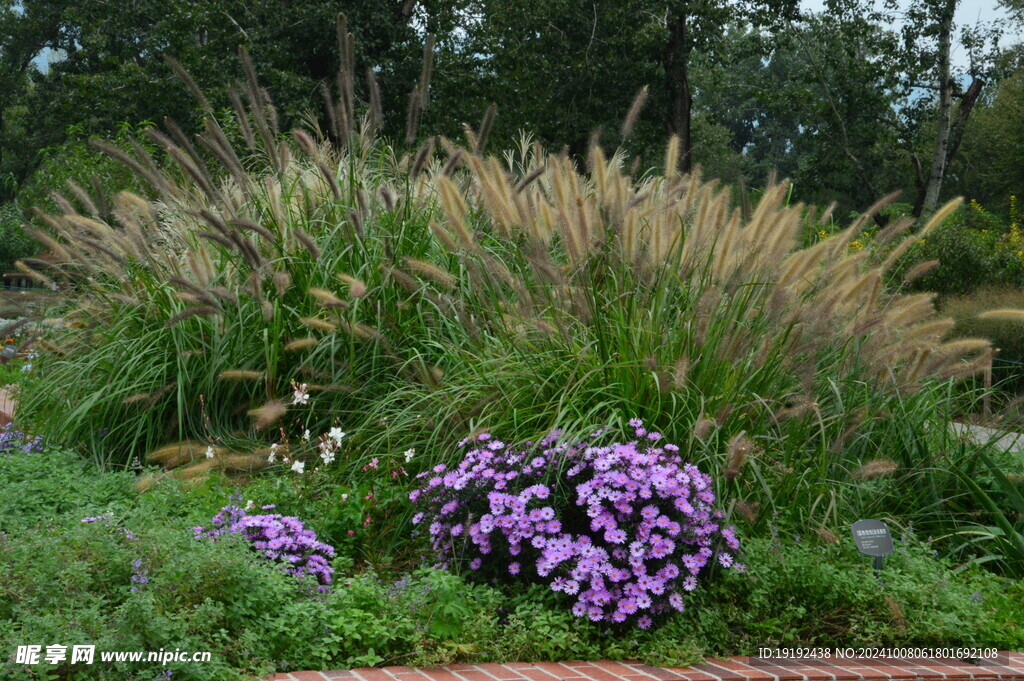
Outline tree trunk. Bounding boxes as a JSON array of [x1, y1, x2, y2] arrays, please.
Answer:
[[943, 75, 983, 172], [664, 8, 693, 174], [917, 0, 957, 217]]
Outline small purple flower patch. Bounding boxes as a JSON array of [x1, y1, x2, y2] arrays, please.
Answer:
[[130, 558, 149, 593], [0, 427, 44, 455], [194, 504, 336, 589]]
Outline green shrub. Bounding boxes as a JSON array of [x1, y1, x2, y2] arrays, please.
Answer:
[[892, 200, 1024, 297], [941, 287, 1024, 390], [15, 122, 156, 223], [0, 203, 37, 275], [0, 447, 136, 533]]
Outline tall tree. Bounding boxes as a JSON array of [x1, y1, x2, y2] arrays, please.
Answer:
[[897, 0, 997, 216], [468, 0, 798, 167], [694, 1, 909, 214], [661, 0, 798, 172], [0, 0, 471, 199], [948, 62, 1024, 207]]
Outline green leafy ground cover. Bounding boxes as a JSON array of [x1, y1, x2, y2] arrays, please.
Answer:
[[2, 447, 1021, 681]]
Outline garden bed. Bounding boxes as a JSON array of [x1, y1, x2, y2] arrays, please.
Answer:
[[3, 48, 1024, 681]]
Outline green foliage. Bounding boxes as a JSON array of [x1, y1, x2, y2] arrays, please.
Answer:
[[953, 449, 1024, 580], [698, 7, 907, 214], [892, 202, 1024, 296], [951, 69, 1024, 207], [0, 203, 37, 273], [941, 287, 1024, 388], [1, 0, 1020, 222], [675, 536, 1024, 652], [0, 448, 134, 533], [15, 122, 157, 222], [0, 0, 473, 202], [2, 445, 1021, 679]]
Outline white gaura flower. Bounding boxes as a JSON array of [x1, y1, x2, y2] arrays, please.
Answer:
[[291, 460, 305, 474], [292, 383, 309, 405], [302, 429, 311, 440], [319, 439, 337, 466], [244, 500, 255, 511], [328, 427, 346, 444], [205, 446, 215, 459], [404, 448, 416, 463]]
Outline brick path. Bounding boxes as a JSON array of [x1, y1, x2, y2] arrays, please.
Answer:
[[268, 653, 1024, 681]]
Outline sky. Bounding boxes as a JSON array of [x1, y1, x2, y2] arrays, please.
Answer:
[[801, 0, 1023, 69]]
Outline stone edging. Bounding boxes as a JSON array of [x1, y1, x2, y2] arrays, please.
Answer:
[[267, 653, 1024, 681]]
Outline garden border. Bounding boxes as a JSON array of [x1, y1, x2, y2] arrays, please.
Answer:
[[268, 654, 1024, 681]]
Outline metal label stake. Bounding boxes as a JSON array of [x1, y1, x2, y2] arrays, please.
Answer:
[[851, 519, 894, 577]]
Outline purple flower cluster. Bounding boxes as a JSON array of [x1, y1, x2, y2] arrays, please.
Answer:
[[194, 504, 336, 588], [410, 420, 742, 629], [130, 558, 149, 593], [0, 427, 43, 455]]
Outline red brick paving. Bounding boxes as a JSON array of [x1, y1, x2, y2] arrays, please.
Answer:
[[265, 653, 1024, 681]]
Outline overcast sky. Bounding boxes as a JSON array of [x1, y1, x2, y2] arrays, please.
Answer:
[[801, 0, 1023, 69]]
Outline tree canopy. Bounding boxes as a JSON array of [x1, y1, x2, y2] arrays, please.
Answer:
[[0, 0, 1020, 221]]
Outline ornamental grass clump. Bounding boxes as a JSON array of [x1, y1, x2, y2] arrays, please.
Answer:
[[17, 19, 1017, 550], [194, 503, 335, 589], [411, 420, 740, 629]]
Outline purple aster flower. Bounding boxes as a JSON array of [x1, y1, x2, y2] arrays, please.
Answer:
[[408, 421, 738, 630]]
